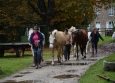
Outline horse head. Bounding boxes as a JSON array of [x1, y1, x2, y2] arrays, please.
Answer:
[[69, 26, 76, 32], [72, 29, 82, 45], [49, 29, 58, 48]]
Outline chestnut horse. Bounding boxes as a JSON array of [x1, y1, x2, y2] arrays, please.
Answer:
[[72, 29, 88, 60], [49, 29, 66, 65]]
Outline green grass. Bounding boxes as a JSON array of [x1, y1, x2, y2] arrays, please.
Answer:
[[79, 53, 115, 83], [79, 35, 115, 83], [0, 48, 53, 78], [98, 35, 112, 45], [0, 35, 113, 79]]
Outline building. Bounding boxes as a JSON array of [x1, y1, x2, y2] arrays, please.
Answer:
[[90, 4, 115, 35]]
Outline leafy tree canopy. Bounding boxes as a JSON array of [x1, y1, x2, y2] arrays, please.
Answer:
[[0, 0, 114, 30]]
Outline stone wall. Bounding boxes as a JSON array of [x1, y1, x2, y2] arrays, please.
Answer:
[[90, 4, 115, 35]]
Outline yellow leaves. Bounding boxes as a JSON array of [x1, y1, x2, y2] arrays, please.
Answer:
[[74, 10, 79, 12]]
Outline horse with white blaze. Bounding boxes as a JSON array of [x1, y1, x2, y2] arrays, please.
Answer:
[[49, 29, 66, 65]]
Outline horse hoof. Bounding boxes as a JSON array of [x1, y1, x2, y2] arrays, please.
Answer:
[[60, 62, 63, 65], [76, 59, 79, 61], [58, 61, 61, 63], [51, 64, 55, 66], [84, 56, 86, 58], [82, 58, 84, 60], [73, 55, 76, 57]]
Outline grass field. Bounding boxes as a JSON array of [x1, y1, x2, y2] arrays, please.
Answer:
[[0, 48, 54, 78], [98, 35, 112, 45], [79, 53, 115, 83], [79, 35, 115, 83]]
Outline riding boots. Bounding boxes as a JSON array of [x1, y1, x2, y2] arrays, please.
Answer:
[[34, 58, 38, 69], [92, 48, 94, 57]]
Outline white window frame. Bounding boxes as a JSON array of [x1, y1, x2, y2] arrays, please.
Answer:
[[106, 21, 114, 30], [94, 7, 100, 16], [95, 22, 100, 28], [108, 7, 114, 16]]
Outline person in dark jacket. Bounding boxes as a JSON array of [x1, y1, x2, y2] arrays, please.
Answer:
[[90, 28, 104, 56], [29, 26, 44, 69]]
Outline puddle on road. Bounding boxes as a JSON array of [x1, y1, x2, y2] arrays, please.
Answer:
[[20, 72, 32, 74], [43, 61, 88, 66], [86, 58, 97, 61], [62, 62, 87, 65], [1, 80, 42, 83], [66, 69, 78, 73], [13, 75, 23, 78], [53, 74, 80, 79], [43, 61, 60, 66], [13, 72, 32, 78]]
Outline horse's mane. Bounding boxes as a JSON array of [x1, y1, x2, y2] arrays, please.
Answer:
[[52, 29, 58, 37], [69, 26, 76, 32]]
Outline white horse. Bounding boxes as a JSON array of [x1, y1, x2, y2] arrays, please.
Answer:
[[68, 26, 78, 57], [49, 29, 66, 65], [112, 32, 115, 42], [28, 28, 34, 57], [86, 31, 92, 53]]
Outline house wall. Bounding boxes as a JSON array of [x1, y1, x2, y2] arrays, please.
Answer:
[[90, 5, 115, 35]]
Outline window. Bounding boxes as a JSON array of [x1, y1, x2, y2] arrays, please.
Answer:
[[106, 21, 114, 30], [95, 22, 100, 28], [87, 24, 90, 31], [95, 22, 101, 33], [94, 7, 100, 16], [108, 7, 114, 16]]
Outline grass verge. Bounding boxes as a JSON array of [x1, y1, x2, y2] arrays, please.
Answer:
[[98, 35, 112, 45], [0, 48, 53, 79], [79, 53, 115, 83], [79, 35, 114, 83]]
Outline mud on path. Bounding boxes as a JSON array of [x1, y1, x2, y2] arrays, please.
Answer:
[[0, 43, 115, 83]]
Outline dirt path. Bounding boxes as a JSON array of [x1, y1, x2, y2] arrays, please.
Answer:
[[0, 43, 114, 83]]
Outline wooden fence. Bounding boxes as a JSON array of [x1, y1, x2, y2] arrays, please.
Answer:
[[98, 28, 114, 36]]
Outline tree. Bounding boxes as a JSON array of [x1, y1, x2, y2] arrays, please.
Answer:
[[0, 0, 114, 29]]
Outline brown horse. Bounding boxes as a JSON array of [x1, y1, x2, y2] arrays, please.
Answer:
[[72, 29, 88, 60], [49, 29, 66, 65]]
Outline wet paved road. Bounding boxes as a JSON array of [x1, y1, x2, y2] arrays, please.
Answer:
[[0, 43, 114, 83]]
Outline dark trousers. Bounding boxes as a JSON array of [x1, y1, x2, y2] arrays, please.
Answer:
[[64, 44, 71, 60], [33, 46, 41, 66], [91, 41, 98, 54]]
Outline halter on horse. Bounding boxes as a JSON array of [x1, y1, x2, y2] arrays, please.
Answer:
[[49, 29, 66, 65], [72, 29, 88, 60]]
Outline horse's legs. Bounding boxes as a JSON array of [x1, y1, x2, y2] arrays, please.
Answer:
[[61, 47, 64, 62], [86, 41, 89, 53], [41, 46, 44, 61], [31, 46, 35, 66], [51, 48, 54, 65], [76, 44, 79, 60], [83, 45, 86, 58], [57, 47, 61, 63], [74, 45, 77, 57], [89, 42, 92, 52], [80, 45, 84, 59], [58, 47, 63, 65], [73, 45, 76, 57]]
